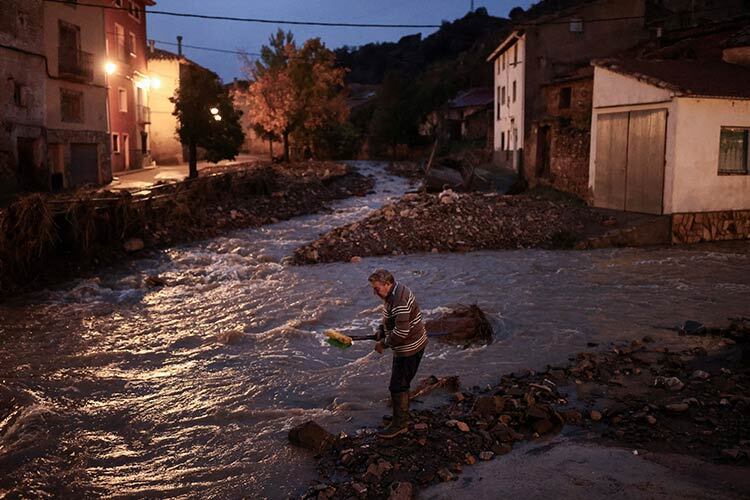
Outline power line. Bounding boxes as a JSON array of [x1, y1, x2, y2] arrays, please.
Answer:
[[43, 0, 442, 28], [151, 38, 260, 57]]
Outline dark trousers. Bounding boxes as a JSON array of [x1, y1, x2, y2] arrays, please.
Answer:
[[389, 348, 425, 393]]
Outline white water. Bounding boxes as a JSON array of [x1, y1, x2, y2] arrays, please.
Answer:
[[1, 162, 749, 498]]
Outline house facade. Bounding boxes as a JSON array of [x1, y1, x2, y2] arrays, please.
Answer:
[[589, 56, 750, 243], [0, 0, 47, 194], [44, 0, 111, 188], [104, 0, 155, 172]]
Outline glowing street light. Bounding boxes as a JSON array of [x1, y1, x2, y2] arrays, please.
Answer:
[[104, 61, 117, 75], [210, 107, 219, 115], [150, 76, 161, 89], [213, 114, 222, 121]]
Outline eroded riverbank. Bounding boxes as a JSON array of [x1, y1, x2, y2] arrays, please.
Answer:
[[0, 162, 749, 498]]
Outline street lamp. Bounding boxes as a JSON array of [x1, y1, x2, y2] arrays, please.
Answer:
[[213, 114, 222, 121], [210, 107, 219, 115], [150, 76, 161, 89], [104, 61, 117, 75]]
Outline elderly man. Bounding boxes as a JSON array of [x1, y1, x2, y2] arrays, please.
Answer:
[[369, 269, 428, 438]]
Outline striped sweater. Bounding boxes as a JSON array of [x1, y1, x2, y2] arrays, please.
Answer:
[[381, 282, 428, 357]]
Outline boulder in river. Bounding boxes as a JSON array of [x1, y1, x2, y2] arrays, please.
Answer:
[[425, 304, 493, 344], [288, 420, 336, 453]]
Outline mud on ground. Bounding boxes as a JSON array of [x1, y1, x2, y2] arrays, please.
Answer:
[[301, 320, 749, 499]]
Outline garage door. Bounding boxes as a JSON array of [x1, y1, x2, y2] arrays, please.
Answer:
[[70, 143, 99, 187], [593, 109, 667, 214]]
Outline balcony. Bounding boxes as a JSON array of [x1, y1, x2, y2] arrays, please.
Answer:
[[136, 105, 151, 124], [58, 47, 94, 82]]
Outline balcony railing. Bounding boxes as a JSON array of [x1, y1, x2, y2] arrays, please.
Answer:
[[58, 47, 94, 82], [136, 105, 151, 124]]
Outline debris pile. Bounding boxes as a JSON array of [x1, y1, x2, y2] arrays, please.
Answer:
[[292, 190, 603, 264], [297, 320, 749, 499], [0, 161, 372, 297]]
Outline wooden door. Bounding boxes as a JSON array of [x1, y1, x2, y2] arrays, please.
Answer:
[[625, 109, 667, 214], [593, 112, 629, 210]]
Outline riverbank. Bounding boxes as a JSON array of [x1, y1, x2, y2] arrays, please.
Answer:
[[292, 189, 614, 264], [0, 161, 373, 298], [301, 320, 749, 499]]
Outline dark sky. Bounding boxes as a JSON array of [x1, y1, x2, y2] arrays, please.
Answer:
[[148, 0, 535, 82]]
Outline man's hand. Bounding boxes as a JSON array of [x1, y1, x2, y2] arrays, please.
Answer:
[[374, 342, 384, 354]]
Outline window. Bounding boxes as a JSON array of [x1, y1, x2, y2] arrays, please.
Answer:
[[501, 86, 506, 105], [128, 1, 141, 21], [115, 23, 125, 60], [559, 86, 572, 109], [513, 44, 518, 65], [501, 131, 505, 151], [113, 0, 122, 6], [496, 85, 501, 118], [60, 88, 83, 122], [570, 17, 584, 33], [512, 81, 517, 103], [501, 54, 505, 70], [112, 133, 121, 153], [118, 87, 128, 112], [13, 82, 27, 107], [719, 127, 749, 174], [128, 32, 137, 56]]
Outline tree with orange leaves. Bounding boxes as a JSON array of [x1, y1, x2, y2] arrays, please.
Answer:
[[244, 30, 348, 162]]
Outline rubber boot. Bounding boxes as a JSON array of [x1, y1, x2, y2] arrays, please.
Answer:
[[379, 392, 409, 439]]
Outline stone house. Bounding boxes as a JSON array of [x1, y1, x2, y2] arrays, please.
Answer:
[[0, 0, 47, 194], [104, 0, 156, 173], [589, 42, 750, 242]]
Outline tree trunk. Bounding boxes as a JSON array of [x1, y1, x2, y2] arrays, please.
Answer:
[[188, 140, 198, 179], [268, 138, 274, 160], [282, 132, 290, 162]]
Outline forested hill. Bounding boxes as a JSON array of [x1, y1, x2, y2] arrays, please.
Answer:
[[334, 8, 511, 85]]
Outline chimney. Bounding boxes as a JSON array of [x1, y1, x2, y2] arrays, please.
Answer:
[[149, 39, 155, 53], [177, 35, 183, 57]]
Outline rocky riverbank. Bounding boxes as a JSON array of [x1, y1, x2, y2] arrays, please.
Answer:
[[292, 189, 609, 264], [296, 319, 749, 499], [0, 161, 373, 298]]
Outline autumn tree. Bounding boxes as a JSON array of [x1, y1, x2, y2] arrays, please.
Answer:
[[244, 30, 348, 161], [171, 65, 245, 178]]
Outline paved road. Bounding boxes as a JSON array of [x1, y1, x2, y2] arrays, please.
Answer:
[[106, 153, 264, 190]]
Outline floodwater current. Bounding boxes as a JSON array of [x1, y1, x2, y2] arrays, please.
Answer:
[[1, 162, 749, 498]]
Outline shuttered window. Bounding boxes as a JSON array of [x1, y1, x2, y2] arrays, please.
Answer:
[[719, 127, 749, 174]]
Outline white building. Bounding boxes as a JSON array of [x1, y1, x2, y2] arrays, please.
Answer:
[[589, 54, 750, 243], [486, 31, 525, 172]]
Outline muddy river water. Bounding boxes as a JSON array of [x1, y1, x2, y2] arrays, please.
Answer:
[[1, 162, 748, 498]]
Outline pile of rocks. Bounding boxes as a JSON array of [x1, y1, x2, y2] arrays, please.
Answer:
[[292, 190, 604, 264], [295, 320, 749, 499]]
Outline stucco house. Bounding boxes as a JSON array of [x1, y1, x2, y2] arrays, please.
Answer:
[[589, 52, 750, 243]]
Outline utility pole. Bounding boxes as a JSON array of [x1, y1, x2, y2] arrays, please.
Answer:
[[470, 0, 474, 12]]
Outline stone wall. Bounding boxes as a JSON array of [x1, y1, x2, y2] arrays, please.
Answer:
[[672, 210, 750, 244]]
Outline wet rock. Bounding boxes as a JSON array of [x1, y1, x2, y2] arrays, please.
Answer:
[[721, 448, 741, 460], [475, 395, 506, 417], [445, 420, 470, 432], [492, 443, 512, 456], [288, 421, 335, 453], [691, 370, 710, 380], [350, 256, 362, 264], [216, 330, 244, 345], [351, 482, 368, 496], [465, 453, 477, 465], [479, 451, 494, 461], [413, 423, 428, 431], [665, 403, 690, 413], [123, 237, 144, 253], [436, 468, 454, 482], [144, 275, 165, 287], [388, 481, 413, 500], [647, 415, 657, 425], [561, 409, 582, 424], [590, 410, 603, 421]]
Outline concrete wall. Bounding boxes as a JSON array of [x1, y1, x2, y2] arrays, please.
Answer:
[[492, 33, 525, 172], [147, 57, 182, 164], [670, 97, 750, 213]]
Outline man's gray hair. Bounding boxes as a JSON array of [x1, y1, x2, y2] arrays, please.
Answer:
[[368, 269, 394, 284]]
